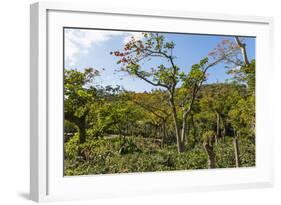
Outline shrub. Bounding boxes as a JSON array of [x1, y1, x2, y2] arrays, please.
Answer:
[[64, 135, 255, 175]]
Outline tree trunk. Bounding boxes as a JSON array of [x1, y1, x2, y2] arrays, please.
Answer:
[[190, 114, 198, 148], [64, 112, 87, 144], [233, 133, 241, 167], [161, 122, 166, 148], [77, 121, 86, 144], [185, 117, 191, 146], [169, 97, 184, 153], [222, 119, 226, 143], [181, 110, 189, 148], [215, 112, 221, 144], [203, 141, 216, 169], [180, 108, 195, 152], [235, 36, 249, 66]]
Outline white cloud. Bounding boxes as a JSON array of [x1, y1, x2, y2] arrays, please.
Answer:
[[65, 31, 80, 66], [64, 29, 144, 67], [65, 29, 123, 66], [123, 32, 144, 45]]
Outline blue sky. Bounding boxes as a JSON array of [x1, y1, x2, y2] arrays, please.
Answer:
[[64, 28, 255, 92]]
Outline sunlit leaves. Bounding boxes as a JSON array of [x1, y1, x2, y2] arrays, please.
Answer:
[[182, 58, 208, 88], [199, 57, 209, 66], [77, 89, 92, 98], [153, 64, 176, 86], [228, 94, 255, 135], [64, 68, 99, 115], [227, 60, 255, 93], [202, 130, 216, 143], [164, 42, 175, 49]]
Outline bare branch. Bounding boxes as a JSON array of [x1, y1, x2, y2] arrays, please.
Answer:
[[134, 72, 170, 89], [234, 37, 250, 66]]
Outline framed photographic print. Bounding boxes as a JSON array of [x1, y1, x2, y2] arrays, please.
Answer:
[[30, 2, 274, 202]]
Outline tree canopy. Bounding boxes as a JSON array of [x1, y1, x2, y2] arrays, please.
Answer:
[[63, 32, 255, 175]]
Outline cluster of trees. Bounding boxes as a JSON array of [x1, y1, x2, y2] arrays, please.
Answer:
[[64, 33, 255, 173]]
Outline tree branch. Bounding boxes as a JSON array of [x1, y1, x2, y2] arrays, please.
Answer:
[[234, 37, 250, 66], [134, 72, 170, 89]]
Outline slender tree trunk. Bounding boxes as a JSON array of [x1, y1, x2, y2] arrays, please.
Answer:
[[222, 119, 226, 143], [190, 114, 198, 148], [169, 96, 184, 153], [215, 112, 221, 144], [161, 122, 166, 148], [173, 111, 184, 153], [185, 117, 191, 146], [181, 110, 190, 150], [157, 124, 161, 144], [203, 141, 216, 169], [233, 133, 241, 167], [181, 109, 188, 143], [235, 36, 249, 66]]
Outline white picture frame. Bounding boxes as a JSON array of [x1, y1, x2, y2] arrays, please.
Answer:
[[30, 2, 274, 202]]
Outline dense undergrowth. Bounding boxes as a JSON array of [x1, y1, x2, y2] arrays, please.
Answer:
[[64, 134, 255, 176]]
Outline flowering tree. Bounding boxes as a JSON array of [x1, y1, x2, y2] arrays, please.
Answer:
[[111, 33, 226, 153], [208, 36, 255, 167]]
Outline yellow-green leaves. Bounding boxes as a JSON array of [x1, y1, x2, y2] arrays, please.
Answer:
[[77, 89, 92, 98]]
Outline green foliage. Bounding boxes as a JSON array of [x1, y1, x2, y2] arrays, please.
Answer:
[[64, 136, 255, 175], [227, 60, 255, 93], [214, 137, 255, 168], [64, 35, 255, 175], [228, 94, 255, 136], [64, 67, 98, 113], [202, 130, 215, 143], [64, 133, 80, 160]]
